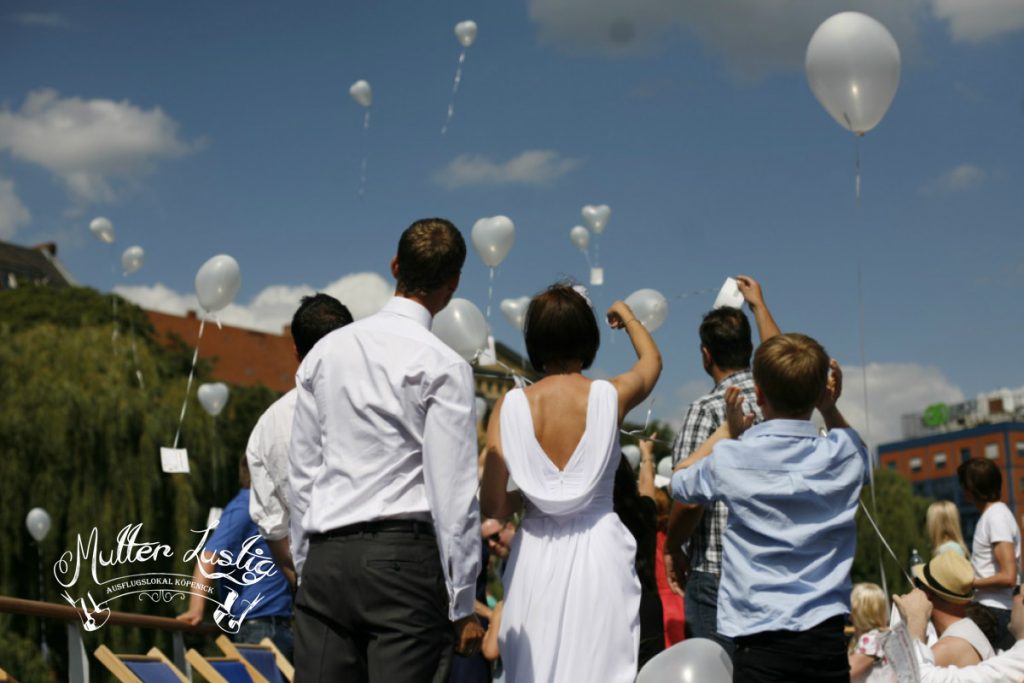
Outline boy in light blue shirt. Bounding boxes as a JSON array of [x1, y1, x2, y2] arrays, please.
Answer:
[[670, 333, 868, 682]]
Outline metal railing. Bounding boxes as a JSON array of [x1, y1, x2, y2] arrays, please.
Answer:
[[0, 595, 218, 682]]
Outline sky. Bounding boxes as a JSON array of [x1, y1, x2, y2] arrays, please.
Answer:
[[1, 0, 1022, 448]]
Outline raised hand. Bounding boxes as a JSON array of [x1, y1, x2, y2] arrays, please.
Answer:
[[606, 300, 636, 330], [725, 385, 754, 438], [735, 275, 765, 310], [816, 359, 843, 413]]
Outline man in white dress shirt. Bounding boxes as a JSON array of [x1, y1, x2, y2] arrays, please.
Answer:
[[290, 218, 484, 682], [246, 293, 353, 587]]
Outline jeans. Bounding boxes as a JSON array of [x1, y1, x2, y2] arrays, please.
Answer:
[[684, 570, 734, 659], [236, 617, 294, 662], [733, 615, 848, 683]]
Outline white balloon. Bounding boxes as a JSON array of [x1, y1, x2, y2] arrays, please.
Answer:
[[197, 382, 230, 417], [805, 12, 901, 135], [636, 638, 733, 683], [349, 80, 373, 108], [121, 246, 144, 275], [475, 396, 488, 421], [471, 216, 515, 268], [500, 296, 530, 332], [194, 254, 241, 313], [26, 507, 51, 542], [657, 457, 674, 479], [624, 288, 669, 333], [89, 217, 115, 244], [581, 205, 611, 234], [455, 20, 477, 47], [432, 298, 488, 362], [569, 226, 590, 251], [622, 445, 641, 470]]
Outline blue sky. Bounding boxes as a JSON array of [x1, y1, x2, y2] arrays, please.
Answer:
[[1, 1, 1022, 445]]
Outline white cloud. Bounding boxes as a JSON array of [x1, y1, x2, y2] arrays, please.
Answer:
[[921, 163, 985, 195], [528, 0, 924, 80], [0, 89, 197, 204], [837, 363, 965, 448], [933, 0, 1024, 42], [0, 178, 31, 239], [433, 150, 581, 189], [115, 272, 393, 333], [9, 12, 70, 29]]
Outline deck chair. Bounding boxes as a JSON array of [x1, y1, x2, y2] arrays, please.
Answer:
[[215, 635, 292, 683], [94, 645, 188, 683], [186, 648, 270, 683], [0, 666, 20, 683]]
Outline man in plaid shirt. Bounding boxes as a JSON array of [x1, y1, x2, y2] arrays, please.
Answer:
[[665, 276, 780, 657]]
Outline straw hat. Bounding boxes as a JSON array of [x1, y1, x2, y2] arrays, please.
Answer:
[[912, 551, 976, 605]]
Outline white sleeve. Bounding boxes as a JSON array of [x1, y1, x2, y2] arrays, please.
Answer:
[[421, 360, 481, 621], [247, 416, 289, 542], [988, 507, 1018, 545], [288, 361, 321, 577]]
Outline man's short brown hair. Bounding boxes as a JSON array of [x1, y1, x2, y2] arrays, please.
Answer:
[[752, 333, 829, 417], [395, 218, 466, 297], [524, 283, 599, 372]]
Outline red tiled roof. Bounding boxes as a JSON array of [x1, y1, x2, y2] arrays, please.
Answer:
[[147, 310, 296, 394]]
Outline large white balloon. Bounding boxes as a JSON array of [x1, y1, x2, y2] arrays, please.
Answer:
[[121, 246, 144, 275], [805, 12, 901, 135], [349, 80, 373, 108], [89, 217, 115, 244], [624, 288, 669, 333], [475, 396, 488, 422], [26, 507, 51, 542], [471, 216, 515, 268], [657, 457, 674, 480], [197, 382, 230, 417], [500, 296, 530, 332], [636, 638, 733, 683], [622, 445, 641, 470], [455, 20, 477, 47], [194, 254, 241, 313], [581, 205, 611, 234], [433, 298, 488, 362], [569, 226, 590, 251]]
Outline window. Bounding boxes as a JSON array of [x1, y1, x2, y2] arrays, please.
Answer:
[[989, 398, 1005, 414], [1017, 441, 1024, 458], [961, 447, 972, 463], [985, 443, 1000, 460], [910, 457, 922, 472], [934, 452, 947, 469], [888, 461, 897, 470]]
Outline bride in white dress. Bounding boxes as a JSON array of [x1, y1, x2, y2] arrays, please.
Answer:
[[480, 285, 662, 683]]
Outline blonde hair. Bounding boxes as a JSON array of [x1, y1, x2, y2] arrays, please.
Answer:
[[927, 500, 969, 558], [850, 583, 889, 653]]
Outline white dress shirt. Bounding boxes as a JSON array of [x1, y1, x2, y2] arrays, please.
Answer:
[[289, 296, 481, 620], [246, 389, 304, 562], [915, 640, 1024, 682]]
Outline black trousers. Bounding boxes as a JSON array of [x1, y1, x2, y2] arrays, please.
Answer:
[[732, 615, 849, 683], [294, 525, 454, 683]]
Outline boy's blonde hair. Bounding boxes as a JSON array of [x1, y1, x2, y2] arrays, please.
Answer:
[[927, 500, 969, 557], [850, 582, 888, 653], [752, 333, 829, 416]]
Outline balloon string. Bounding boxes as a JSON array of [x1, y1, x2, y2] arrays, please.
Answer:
[[859, 499, 913, 586], [855, 134, 862, 202], [129, 316, 144, 390], [671, 286, 717, 301], [486, 267, 494, 321], [594, 236, 601, 268], [358, 110, 370, 198], [363, 110, 370, 131], [172, 317, 205, 450], [111, 294, 119, 346], [441, 48, 467, 136], [858, 260, 886, 595]]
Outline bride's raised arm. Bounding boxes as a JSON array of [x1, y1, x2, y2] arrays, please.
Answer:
[[607, 300, 663, 423], [480, 395, 522, 520]]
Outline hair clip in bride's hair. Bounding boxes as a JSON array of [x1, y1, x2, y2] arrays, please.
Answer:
[[571, 284, 592, 308]]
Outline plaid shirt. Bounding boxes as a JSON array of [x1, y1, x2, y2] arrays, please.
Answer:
[[671, 370, 761, 575]]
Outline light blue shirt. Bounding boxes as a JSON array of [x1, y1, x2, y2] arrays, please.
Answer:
[[671, 419, 868, 638]]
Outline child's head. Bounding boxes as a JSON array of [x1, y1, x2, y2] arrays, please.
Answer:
[[752, 333, 829, 418], [926, 500, 968, 555], [850, 582, 888, 637]]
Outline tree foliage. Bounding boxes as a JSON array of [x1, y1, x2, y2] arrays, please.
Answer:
[[0, 286, 279, 681], [853, 467, 934, 595]]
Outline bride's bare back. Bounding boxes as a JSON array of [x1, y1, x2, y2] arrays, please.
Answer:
[[523, 374, 595, 471]]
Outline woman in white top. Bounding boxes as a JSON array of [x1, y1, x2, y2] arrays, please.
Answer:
[[480, 285, 662, 683], [957, 457, 1021, 651], [927, 500, 970, 558]]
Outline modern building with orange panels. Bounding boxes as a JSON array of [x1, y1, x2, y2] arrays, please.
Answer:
[[879, 422, 1024, 539]]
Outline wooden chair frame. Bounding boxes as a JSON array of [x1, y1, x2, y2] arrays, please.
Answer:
[[186, 648, 270, 683], [214, 635, 293, 682], [94, 645, 189, 683]]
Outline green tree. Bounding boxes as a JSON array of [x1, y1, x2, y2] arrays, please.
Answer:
[[853, 468, 934, 595]]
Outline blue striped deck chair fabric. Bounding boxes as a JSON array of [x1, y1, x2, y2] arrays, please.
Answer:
[[215, 635, 290, 683], [94, 645, 188, 683], [185, 649, 270, 683]]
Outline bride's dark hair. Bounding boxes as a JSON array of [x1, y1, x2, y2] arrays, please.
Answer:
[[523, 282, 599, 372]]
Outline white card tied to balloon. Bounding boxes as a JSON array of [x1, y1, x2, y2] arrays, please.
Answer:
[[713, 277, 744, 310], [590, 267, 604, 286], [160, 447, 190, 474], [881, 623, 920, 683], [478, 335, 498, 366]]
